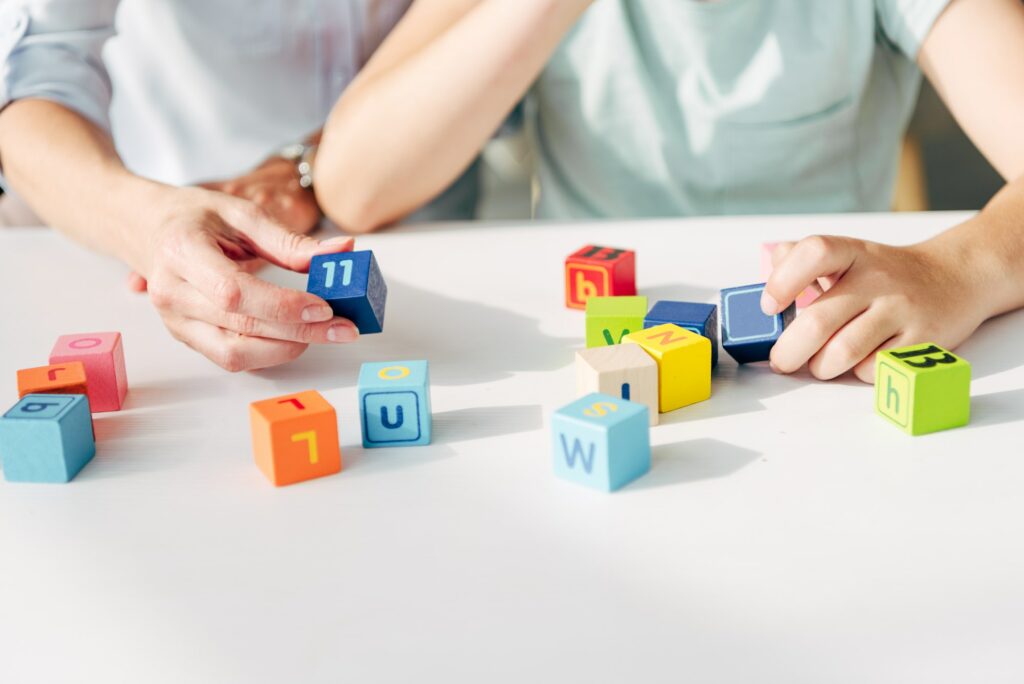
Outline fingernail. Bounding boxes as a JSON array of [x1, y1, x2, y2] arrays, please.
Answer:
[[327, 324, 358, 343], [318, 236, 353, 250], [302, 305, 332, 322], [761, 290, 779, 315]]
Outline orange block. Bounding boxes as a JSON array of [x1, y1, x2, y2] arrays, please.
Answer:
[[17, 362, 89, 398], [249, 390, 342, 486]]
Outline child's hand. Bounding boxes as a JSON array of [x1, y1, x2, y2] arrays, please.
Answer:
[[137, 187, 358, 372], [762, 235, 988, 383]]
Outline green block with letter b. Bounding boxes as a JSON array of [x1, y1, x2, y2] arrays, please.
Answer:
[[874, 343, 971, 436], [585, 296, 648, 348]]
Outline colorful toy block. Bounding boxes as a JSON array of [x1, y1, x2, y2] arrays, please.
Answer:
[[575, 345, 659, 426], [49, 332, 127, 412], [644, 300, 719, 368], [307, 250, 387, 334], [551, 392, 650, 492], [585, 295, 648, 348], [249, 390, 342, 486], [875, 343, 971, 436], [761, 242, 820, 309], [624, 324, 711, 412], [720, 283, 796, 364], [358, 361, 431, 448], [565, 245, 636, 310], [17, 361, 88, 398], [0, 394, 95, 483]]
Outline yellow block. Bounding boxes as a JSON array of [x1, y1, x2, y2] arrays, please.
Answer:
[[623, 324, 711, 412]]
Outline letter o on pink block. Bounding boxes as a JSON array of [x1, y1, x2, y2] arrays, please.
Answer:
[[68, 337, 103, 349], [49, 332, 128, 412]]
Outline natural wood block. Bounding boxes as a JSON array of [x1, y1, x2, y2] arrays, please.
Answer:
[[249, 390, 342, 486], [623, 324, 711, 412], [576, 345, 659, 425], [875, 343, 971, 436]]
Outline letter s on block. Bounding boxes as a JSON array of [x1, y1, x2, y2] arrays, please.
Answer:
[[583, 401, 618, 418]]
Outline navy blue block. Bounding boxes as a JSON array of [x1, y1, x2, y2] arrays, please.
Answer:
[[307, 250, 387, 334], [720, 283, 796, 364], [643, 300, 719, 368], [0, 394, 96, 483]]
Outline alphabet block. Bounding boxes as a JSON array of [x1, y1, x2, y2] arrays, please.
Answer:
[[307, 250, 387, 334], [551, 392, 650, 492], [623, 324, 711, 412], [644, 300, 719, 368], [358, 361, 431, 448], [875, 343, 971, 436], [565, 245, 636, 310], [0, 394, 95, 483], [761, 242, 820, 309], [720, 283, 796, 364], [49, 332, 128, 412], [576, 345, 659, 426], [249, 390, 342, 486], [17, 361, 88, 398], [585, 295, 648, 348]]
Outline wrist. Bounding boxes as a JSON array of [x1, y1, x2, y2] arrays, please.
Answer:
[[107, 173, 179, 274]]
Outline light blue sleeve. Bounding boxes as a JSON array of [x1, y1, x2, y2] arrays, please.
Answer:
[[875, 0, 954, 59]]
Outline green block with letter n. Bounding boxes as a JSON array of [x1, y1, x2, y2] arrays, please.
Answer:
[[585, 296, 648, 348], [874, 343, 971, 436]]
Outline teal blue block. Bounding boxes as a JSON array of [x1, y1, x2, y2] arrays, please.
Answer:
[[0, 394, 96, 483], [359, 361, 431, 447], [551, 392, 650, 492]]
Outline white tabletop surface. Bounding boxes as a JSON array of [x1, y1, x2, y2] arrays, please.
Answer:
[[2, 212, 1023, 684]]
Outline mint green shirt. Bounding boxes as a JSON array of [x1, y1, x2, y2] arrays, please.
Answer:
[[529, 0, 951, 218]]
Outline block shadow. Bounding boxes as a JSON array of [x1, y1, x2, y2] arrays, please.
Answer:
[[629, 438, 760, 490], [433, 404, 542, 444], [956, 310, 1024, 379], [341, 442, 456, 477], [965, 388, 1024, 430], [657, 363, 807, 424]]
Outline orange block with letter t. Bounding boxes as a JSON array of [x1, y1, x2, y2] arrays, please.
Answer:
[[249, 390, 342, 486], [565, 245, 636, 310]]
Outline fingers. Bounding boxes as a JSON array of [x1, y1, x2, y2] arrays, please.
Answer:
[[852, 334, 903, 384], [769, 289, 868, 374], [762, 235, 857, 315], [806, 306, 900, 380], [126, 271, 148, 293], [166, 317, 310, 372]]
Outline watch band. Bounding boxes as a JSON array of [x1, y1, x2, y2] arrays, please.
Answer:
[[275, 142, 318, 190]]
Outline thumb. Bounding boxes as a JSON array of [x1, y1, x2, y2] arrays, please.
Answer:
[[224, 200, 355, 273]]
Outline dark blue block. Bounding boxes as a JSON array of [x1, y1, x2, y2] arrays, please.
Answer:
[[643, 300, 719, 368], [0, 394, 96, 483], [720, 283, 795, 364], [307, 250, 387, 334]]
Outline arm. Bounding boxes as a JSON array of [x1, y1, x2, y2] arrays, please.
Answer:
[[314, 0, 591, 232], [764, 0, 1024, 382]]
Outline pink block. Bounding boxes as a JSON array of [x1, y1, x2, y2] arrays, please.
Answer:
[[760, 242, 820, 309], [49, 332, 128, 412]]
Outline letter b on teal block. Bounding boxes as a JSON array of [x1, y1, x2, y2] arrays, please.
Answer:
[[358, 361, 431, 447]]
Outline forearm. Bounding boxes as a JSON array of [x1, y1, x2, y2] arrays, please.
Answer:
[[316, 0, 590, 232]]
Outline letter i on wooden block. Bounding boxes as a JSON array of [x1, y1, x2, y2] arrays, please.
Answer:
[[307, 250, 387, 333], [624, 324, 710, 412], [0, 394, 95, 483], [249, 390, 342, 486], [720, 284, 795, 364], [564, 245, 636, 310], [576, 345, 658, 426], [17, 361, 88, 398], [585, 295, 648, 347], [49, 332, 127, 412], [644, 301, 719, 368], [359, 361, 431, 448], [551, 392, 650, 492], [875, 343, 971, 436], [761, 243, 820, 309]]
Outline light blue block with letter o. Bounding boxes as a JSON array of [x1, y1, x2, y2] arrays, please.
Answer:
[[551, 392, 650, 492], [0, 394, 96, 483], [358, 361, 431, 448]]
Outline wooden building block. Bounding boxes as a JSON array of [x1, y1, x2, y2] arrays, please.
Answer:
[[644, 300, 719, 368], [249, 390, 342, 486], [307, 250, 387, 334], [564, 245, 636, 310], [551, 392, 650, 492], [575, 345, 659, 425], [760, 242, 820, 308], [585, 295, 648, 348], [49, 332, 128, 412], [17, 361, 88, 398], [624, 324, 711, 412], [358, 361, 431, 448], [0, 394, 95, 483], [720, 283, 795, 364], [875, 343, 971, 436]]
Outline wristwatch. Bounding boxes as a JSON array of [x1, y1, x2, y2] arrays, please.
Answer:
[[276, 141, 318, 189]]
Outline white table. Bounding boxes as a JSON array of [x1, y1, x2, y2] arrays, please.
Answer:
[[2, 212, 1023, 683]]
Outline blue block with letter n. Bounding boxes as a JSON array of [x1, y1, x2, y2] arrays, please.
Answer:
[[720, 283, 796, 364], [0, 394, 96, 483], [644, 300, 719, 368], [359, 361, 431, 448], [551, 392, 650, 492], [307, 250, 387, 334]]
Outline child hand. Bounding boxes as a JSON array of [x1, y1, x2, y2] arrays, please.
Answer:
[[762, 235, 988, 383]]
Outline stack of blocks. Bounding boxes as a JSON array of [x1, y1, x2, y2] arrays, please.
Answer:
[[624, 324, 711, 412], [565, 245, 636, 310], [250, 390, 343, 486], [644, 301, 719, 368], [307, 250, 388, 334], [875, 343, 971, 435], [359, 361, 432, 448]]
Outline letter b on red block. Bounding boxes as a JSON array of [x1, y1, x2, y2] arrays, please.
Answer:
[[564, 245, 636, 310]]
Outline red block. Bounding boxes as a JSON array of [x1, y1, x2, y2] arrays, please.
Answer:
[[49, 332, 128, 412], [565, 245, 636, 310]]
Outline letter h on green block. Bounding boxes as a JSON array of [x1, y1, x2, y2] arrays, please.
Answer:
[[551, 392, 650, 492], [358, 361, 431, 447], [585, 296, 648, 348], [874, 343, 971, 436]]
